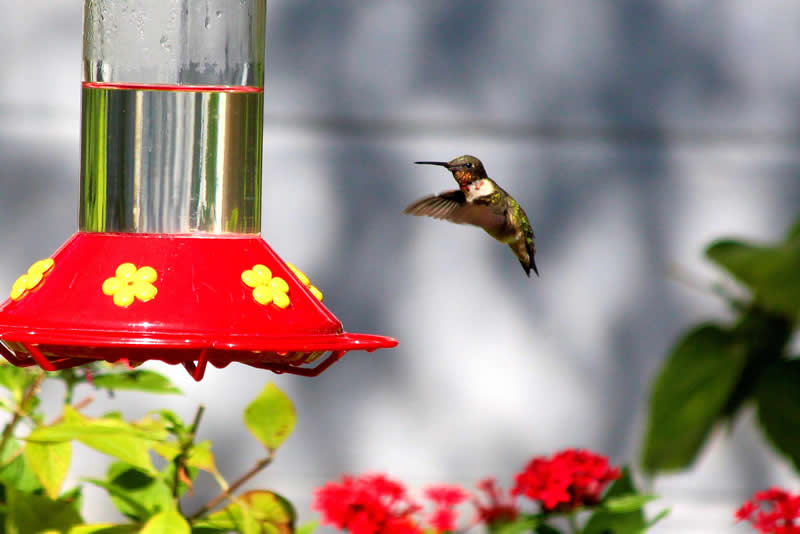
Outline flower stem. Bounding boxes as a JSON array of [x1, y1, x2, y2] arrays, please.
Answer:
[[189, 452, 274, 519], [172, 405, 206, 505]]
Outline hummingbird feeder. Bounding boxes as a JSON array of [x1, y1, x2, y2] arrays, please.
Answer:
[[0, 0, 397, 381]]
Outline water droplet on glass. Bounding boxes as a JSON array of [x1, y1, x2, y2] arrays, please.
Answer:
[[215, 10, 222, 18], [204, 16, 210, 28]]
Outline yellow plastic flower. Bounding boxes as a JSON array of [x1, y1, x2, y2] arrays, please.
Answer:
[[9, 258, 55, 301], [241, 264, 291, 308], [286, 262, 323, 302], [102, 263, 158, 308]]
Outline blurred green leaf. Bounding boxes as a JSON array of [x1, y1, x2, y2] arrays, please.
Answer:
[[85, 477, 150, 523], [140, 508, 190, 534], [0, 437, 42, 492], [720, 308, 791, 419], [194, 504, 259, 534], [583, 469, 647, 534], [85, 461, 172, 522], [244, 384, 296, 452], [242, 490, 296, 533], [706, 238, 800, 317], [24, 440, 71, 499], [494, 516, 541, 534], [28, 408, 167, 443], [296, 520, 319, 534], [27, 407, 166, 474], [151, 442, 181, 462], [756, 360, 800, 471], [0, 365, 30, 404], [5, 485, 83, 534], [641, 324, 748, 473], [183, 441, 227, 489], [92, 370, 181, 395], [602, 494, 658, 513], [533, 525, 561, 534], [194, 490, 295, 534], [153, 410, 186, 436], [69, 525, 140, 534], [185, 441, 219, 474]]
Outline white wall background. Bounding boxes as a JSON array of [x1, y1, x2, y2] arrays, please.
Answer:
[[2, 2, 800, 533]]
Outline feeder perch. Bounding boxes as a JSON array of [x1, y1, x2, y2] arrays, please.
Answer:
[[0, 0, 397, 380]]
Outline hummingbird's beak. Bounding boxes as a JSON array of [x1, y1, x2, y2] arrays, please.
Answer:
[[414, 161, 451, 168]]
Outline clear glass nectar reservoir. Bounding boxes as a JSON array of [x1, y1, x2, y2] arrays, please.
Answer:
[[80, 0, 266, 233], [80, 83, 263, 233]]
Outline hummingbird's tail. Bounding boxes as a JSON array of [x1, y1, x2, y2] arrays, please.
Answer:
[[510, 240, 538, 278], [529, 256, 539, 277]]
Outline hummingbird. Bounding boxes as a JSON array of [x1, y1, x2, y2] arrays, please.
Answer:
[[403, 155, 538, 277]]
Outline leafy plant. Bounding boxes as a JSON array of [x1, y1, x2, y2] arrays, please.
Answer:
[[642, 217, 800, 474], [0, 363, 300, 533]]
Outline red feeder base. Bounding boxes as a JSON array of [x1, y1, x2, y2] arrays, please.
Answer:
[[0, 232, 397, 380]]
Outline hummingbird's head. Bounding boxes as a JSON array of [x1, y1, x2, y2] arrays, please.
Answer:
[[415, 155, 487, 187]]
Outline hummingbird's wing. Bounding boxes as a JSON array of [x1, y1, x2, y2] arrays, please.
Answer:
[[403, 190, 506, 231]]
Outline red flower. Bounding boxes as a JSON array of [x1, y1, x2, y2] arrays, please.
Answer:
[[511, 449, 621, 511], [313, 474, 422, 534], [424, 484, 469, 532], [473, 478, 519, 527], [736, 487, 800, 534]]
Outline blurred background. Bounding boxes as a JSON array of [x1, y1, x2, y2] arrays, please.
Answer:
[[2, 2, 800, 532]]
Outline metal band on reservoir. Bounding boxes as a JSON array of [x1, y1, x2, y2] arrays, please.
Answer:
[[79, 83, 263, 234]]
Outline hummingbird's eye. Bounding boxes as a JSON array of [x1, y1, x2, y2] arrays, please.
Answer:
[[465, 162, 473, 168]]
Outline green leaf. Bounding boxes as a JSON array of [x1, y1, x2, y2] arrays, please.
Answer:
[[151, 442, 181, 462], [296, 520, 319, 534], [602, 494, 657, 513], [494, 516, 542, 534], [85, 477, 151, 522], [24, 440, 71, 499], [195, 491, 295, 534], [153, 410, 187, 436], [92, 370, 181, 395], [140, 508, 190, 534], [89, 461, 172, 521], [706, 238, 800, 317], [720, 308, 791, 419], [641, 324, 748, 473], [27, 407, 166, 474], [583, 470, 646, 534], [194, 505, 259, 534], [244, 384, 296, 452], [534, 525, 561, 534], [185, 441, 219, 474], [756, 360, 800, 471], [0, 364, 31, 404], [241, 490, 296, 533], [5, 485, 83, 534], [69, 525, 141, 534], [0, 437, 42, 492]]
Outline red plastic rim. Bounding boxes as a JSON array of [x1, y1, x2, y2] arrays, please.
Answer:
[[0, 232, 397, 380]]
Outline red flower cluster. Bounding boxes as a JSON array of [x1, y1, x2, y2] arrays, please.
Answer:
[[313, 474, 422, 534], [313, 449, 621, 534], [424, 485, 470, 532], [736, 487, 800, 533], [511, 448, 621, 511], [473, 477, 519, 526]]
